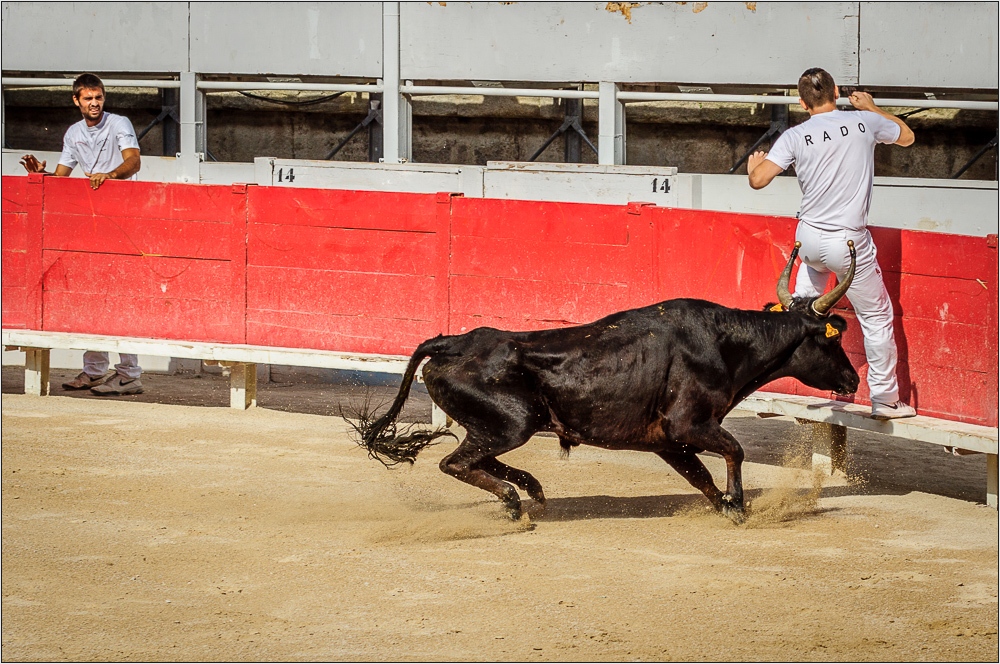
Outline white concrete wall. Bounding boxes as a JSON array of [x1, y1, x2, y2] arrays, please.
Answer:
[[188, 2, 383, 77], [859, 2, 999, 89], [401, 2, 859, 86], [1, 2, 189, 72], [2, 2, 996, 89]]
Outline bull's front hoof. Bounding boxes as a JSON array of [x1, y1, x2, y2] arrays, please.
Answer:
[[719, 495, 746, 525], [722, 504, 747, 525], [504, 505, 523, 521], [501, 493, 523, 521]]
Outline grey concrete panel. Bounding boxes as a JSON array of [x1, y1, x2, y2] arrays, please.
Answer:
[[698, 174, 999, 237], [859, 2, 999, 89], [1, 1, 188, 72], [189, 2, 382, 76], [400, 2, 859, 85], [258, 158, 484, 197], [483, 161, 680, 206]]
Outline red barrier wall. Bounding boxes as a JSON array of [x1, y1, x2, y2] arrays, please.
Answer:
[[4, 175, 248, 343], [449, 198, 654, 333], [2, 175, 996, 426], [644, 206, 999, 424], [2, 176, 33, 329], [245, 187, 450, 355]]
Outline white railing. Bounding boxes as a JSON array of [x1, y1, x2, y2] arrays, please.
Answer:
[[3, 75, 997, 172]]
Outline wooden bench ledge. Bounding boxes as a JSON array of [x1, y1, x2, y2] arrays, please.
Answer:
[[2, 329, 412, 374], [738, 391, 998, 456]]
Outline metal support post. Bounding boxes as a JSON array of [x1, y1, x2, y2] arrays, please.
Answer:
[[399, 81, 412, 162], [325, 98, 383, 160], [598, 81, 625, 165], [728, 102, 788, 174], [136, 90, 180, 149], [529, 93, 597, 163], [162, 87, 180, 157], [23, 348, 51, 396], [381, 2, 410, 162], [565, 98, 582, 163], [951, 131, 998, 179], [179, 72, 205, 182], [799, 419, 847, 475], [368, 93, 384, 162]]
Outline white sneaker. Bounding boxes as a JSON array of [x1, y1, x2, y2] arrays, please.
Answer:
[[871, 400, 917, 420]]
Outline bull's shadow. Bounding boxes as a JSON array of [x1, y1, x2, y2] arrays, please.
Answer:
[[528, 487, 861, 523], [530, 492, 710, 521]]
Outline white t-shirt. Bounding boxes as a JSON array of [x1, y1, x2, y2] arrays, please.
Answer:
[[766, 109, 900, 232], [58, 112, 140, 178]]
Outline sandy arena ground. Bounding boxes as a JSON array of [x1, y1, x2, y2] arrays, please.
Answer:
[[2, 369, 998, 661]]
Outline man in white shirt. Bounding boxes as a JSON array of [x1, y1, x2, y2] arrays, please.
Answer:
[[747, 67, 917, 420], [20, 73, 145, 396]]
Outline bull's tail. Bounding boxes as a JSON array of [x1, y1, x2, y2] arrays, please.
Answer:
[[343, 336, 457, 467]]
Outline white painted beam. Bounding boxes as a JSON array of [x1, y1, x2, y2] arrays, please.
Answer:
[[2, 330, 411, 375], [598, 82, 625, 166]]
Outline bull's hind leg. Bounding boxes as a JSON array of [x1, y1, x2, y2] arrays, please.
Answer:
[[439, 435, 532, 519], [476, 457, 546, 507]]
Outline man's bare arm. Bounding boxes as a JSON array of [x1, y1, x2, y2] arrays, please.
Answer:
[[89, 148, 141, 190], [747, 151, 785, 190], [849, 91, 915, 147]]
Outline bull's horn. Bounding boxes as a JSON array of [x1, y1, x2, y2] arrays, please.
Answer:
[[776, 242, 801, 309], [811, 240, 857, 315]]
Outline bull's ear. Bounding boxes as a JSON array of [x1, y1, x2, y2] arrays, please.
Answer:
[[820, 317, 849, 339]]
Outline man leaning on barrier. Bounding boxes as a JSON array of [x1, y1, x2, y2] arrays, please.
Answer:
[[20, 72, 145, 396]]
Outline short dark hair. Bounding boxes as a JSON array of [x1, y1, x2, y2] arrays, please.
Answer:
[[72, 73, 105, 99], [797, 68, 836, 109]]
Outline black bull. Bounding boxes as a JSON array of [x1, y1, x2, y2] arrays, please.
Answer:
[[352, 242, 860, 522]]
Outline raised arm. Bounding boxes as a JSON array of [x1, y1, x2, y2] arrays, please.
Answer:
[[849, 91, 915, 147], [747, 151, 785, 190], [20, 154, 73, 177]]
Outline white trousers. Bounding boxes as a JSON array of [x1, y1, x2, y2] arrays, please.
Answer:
[[793, 223, 899, 404], [83, 351, 142, 380]]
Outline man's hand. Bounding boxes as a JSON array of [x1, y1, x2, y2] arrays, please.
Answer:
[[748, 150, 768, 175], [89, 172, 113, 190], [20, 154, 47, 174], [848, 91, 878, 112], [747, 151, 784, 190], [849, 90, 915, 147]]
